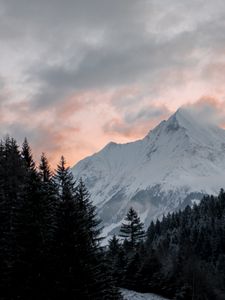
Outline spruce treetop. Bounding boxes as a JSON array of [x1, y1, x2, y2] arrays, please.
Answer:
[[119, 207, 145, 249]]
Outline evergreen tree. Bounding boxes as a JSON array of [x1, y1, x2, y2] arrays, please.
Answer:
[[123, 252, 141, 290], [119, 207, 145, 249], [13, 140, 49, 299], [146, 221, 156, 247], [74, 179, 121, 299], [75, 178, 102, 247], [38, 153, 58, 297], [53, 158, 121, 299], [53, 156, 82, 298], [39, 153, 52, 183], [21, 138, 36, 171], [0, 137, 27, 298], [106, 235, 125, 286], [108, 235, 121, 257]]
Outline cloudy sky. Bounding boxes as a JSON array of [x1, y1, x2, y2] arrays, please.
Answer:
[[1, 0, 225, 166]]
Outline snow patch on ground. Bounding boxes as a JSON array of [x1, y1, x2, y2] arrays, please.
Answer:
[[121, 289, 170, 300]]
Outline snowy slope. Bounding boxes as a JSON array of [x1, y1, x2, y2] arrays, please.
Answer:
[[121, 289, 169, 300], [72, 108, 225, 236]]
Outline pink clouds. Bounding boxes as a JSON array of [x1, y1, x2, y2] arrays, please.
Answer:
[[1, 0, 225, 168], [183, 96, 225, 127], [103, 104, 170, 139], [204, 63, 225, 83], [1, 83, 225, 168], [55, 94, 87, 119], [103, 117, 157, 139]]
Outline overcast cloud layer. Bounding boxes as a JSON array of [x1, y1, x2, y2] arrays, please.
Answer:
[[1, 0, 225, 165]]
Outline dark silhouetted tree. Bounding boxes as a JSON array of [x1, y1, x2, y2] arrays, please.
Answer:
[[119, 207, 145, 249]]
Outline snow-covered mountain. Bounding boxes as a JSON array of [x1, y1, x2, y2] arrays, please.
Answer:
[[72, 108, 225, 237]]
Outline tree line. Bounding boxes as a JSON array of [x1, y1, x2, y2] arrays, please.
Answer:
[[0, 137, 122, 299], [107, 192, 225, 300], [1, 136, 225, 300]]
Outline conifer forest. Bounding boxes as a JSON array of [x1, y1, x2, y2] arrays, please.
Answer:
[[0, 137, 225, 300]]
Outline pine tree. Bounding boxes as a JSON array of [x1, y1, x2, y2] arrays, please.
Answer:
[[108, 235, 121, 257], [13, 153, 40, 298], [53, 159, 99, 298], [39, 153, 52, 183], [75, 178, 102, 247], [21, 138, 36, 171], [53, 156, 81, 298], [123, 252, 141, 290], [119, 207, 145, 249], [0, 137, 26, 298], [53, 159, 121, 299], [106, 235, 125, 286], [13, 140, 53, 299], [146, 221, 156, 247], [38, 153, 58, 297], [74, 179, 121, 299]]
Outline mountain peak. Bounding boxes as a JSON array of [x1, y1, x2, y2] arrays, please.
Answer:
[[72, 106, 225, 239], [146, 107, 192, 138], [170, 106, 221, 130], [161, 106, 222, 140], [146, 106, 218, 140], [167, 107, 196, 129]]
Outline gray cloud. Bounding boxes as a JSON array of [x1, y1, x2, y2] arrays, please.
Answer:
[[1, 0, 225, 163], [103, 104, 170, 138], [0, 0, 224, 83], [18, 0, 225, 111], [125, 106, 170, 124], [183, 98, 225, 126], [27, 29, 200, 110]]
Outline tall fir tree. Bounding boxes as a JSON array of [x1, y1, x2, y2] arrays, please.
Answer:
[[75, 178, 102, 248], [0, 137, 26, 298], [21, 138, 36, 171], [38, 153, 58, 297], [13, 140, 52, 299], [119, 207, 145, 249], [39, 153, 52, 183], [53, 156, 81, 298], [53, 159, 121, 299]]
